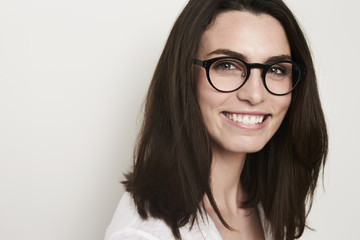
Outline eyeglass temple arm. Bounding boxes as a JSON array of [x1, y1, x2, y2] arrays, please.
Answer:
[[194, 59, 205, 67]]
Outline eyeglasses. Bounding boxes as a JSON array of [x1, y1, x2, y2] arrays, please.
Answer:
[[194, 56, 305, 96]]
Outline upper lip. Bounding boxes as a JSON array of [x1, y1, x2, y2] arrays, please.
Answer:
[[222, 111, 270, 116]]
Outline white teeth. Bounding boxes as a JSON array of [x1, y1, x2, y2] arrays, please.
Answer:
[[250, 116, 256, 124], [243, 116, 249, 124], [259, 116, 264, 123], [224, 113, 265, 125], [233, 113, 237, 121]]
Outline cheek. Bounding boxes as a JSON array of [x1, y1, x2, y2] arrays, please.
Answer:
[[280, 95, 291, 113], [196, 70, 227, 116], [273, 94, 292, 121], [195, 68, 223, 131], [195, 68, 213, 110]]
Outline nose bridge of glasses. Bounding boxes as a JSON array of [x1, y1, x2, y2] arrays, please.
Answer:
[[246, 63, 267, 80], [236, 62, 267, 103], [247, 63, 267, 72]]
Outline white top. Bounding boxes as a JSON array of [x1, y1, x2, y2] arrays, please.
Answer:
[[105, 192, 270, 240]]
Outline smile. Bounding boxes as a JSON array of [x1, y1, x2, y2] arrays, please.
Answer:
[[223, 112, 268, 125]]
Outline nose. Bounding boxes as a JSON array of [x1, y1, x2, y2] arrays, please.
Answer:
[[236, 69, 266, 105]]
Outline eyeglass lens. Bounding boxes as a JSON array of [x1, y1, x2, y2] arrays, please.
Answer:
[[209, 58, 301, 95]]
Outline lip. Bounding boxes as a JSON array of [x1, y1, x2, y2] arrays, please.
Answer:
[[221, 111, 271, 130]]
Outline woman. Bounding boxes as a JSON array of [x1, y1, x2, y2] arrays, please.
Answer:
[[105, 0, 328, 239]]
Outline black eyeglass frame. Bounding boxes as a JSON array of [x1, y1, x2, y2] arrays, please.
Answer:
[[194, 56, 306, 96]]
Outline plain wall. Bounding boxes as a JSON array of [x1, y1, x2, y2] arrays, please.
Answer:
[[0, 0, 359, 239]]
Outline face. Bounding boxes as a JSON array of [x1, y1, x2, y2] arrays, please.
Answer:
[[195, 11, 292, 157]]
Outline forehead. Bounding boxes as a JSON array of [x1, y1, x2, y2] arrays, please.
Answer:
[[197, 11, 291, 62]]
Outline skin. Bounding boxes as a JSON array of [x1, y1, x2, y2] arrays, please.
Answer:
[[195, 11, 292, 240]]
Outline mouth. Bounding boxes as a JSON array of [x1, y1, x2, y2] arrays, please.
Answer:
[[222, 112, 270, 125]]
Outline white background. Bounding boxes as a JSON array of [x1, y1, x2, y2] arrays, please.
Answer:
[[0, 0, 359, 239]]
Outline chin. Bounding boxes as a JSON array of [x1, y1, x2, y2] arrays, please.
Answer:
[[232, 144, 266, 154], [214, 140, 268, 156]]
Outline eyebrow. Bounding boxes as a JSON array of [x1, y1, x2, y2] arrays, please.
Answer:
[[208, 49, 248, 61], [207, 49, 292, 64]]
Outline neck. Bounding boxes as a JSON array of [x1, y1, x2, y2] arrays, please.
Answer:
[[209, 145, 247, 211]]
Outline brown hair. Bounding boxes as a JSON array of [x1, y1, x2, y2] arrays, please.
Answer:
[[123, 0, 328, 239]]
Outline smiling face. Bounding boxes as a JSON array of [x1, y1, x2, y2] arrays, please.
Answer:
[[195, 11, 292, 156]]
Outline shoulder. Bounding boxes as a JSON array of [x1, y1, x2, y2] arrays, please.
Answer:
[[105, 192, 222, 240], [258, 203, 273, 240], [107, 228, 168, 240], [104, 192, 176, 240]]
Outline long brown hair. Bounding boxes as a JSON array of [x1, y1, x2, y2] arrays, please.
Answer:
[[123, 0, 328, 239]]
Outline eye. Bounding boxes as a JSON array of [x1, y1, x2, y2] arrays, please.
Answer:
[[267, 63, 291, 76], [212, 59, 245, 73], [214, 61, 237, 70], [268, 66, 286, 75]]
